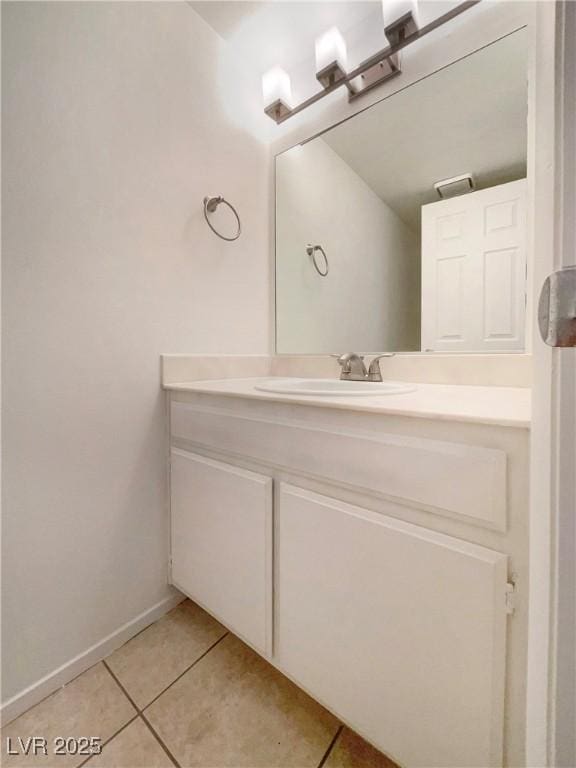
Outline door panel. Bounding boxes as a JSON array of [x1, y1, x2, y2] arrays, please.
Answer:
[[170, 449, 272, 654], [422, 179, 527, 351], [436, 254, 465, 341], [275, 484, 508, 768], [483, 247, 519, 340]]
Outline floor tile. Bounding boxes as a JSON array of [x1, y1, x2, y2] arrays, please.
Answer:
[[85, 717, 174, 768], [324, 728, 399, 768], [106, 600, 226, 709], [145, 633, 340, 768], [1, 663, 136, 768]]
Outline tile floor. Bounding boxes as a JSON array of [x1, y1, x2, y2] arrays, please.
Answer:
[[2, 600, 398, 768]]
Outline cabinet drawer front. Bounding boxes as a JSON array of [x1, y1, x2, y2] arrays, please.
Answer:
[[171, 401, 507, 530], [276, 484, 508, 768], [170, 449, 272, 654]]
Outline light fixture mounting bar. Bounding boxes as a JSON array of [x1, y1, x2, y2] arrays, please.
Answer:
[[267, 0, 481, 124], [349, 54, 400, 102]]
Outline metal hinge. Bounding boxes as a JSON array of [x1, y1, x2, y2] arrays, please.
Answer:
[[505, 582, 516, 615]]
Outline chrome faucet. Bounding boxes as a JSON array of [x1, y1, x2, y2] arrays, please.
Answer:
[[336, 353, 394, 382], [336, 353, 368, 381]]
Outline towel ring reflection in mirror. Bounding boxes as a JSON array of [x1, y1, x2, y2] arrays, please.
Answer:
[[306, 244, 329, 277], [203, 196, 241, 241]]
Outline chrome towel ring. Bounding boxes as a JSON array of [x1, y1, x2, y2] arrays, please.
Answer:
[[306, 244, 329, 277], [203, 196, 241, 241]]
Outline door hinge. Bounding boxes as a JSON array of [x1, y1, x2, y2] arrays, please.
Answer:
[[505, 582, 516, 615]]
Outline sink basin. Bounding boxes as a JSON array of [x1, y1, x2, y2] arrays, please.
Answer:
[[254, 378, 416, 397]]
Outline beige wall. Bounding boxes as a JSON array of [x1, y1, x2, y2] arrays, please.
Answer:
[[1, 1, 269, 704]]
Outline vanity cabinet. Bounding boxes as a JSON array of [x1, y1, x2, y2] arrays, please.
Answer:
[[276, 484, 507, 768], [170, 449, 272, 654], [168, 390, 529, 768]]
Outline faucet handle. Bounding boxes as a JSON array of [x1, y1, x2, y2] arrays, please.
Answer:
[[336, 352, 364, 370], [367, 353, 394, 382], [334, 353, 367, 380], [336, 352, 364, 362]]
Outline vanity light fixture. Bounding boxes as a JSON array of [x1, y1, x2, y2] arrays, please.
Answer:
[[262, 0, 481, 124], [315, 27, 351, 90], [262, 66, 293, 122]]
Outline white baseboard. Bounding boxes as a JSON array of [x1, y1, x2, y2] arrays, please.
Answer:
[[0, 591, 185, 726]]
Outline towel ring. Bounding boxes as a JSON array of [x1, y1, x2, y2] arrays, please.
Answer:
[[306, 244, 329, 277], [203, 196, 241, 242]]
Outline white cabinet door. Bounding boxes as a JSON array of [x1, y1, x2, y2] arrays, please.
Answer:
[[421, 179, 527, 351], [170, 449, 272, 654], [276, 484, 509, 768]]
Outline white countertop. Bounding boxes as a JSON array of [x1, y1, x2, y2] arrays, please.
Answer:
[[165, 377, 531, 428]]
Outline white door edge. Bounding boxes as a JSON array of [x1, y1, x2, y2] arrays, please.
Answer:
[[527, 2, 576, 767], [525, 3, 556, 766], [549, 1, 576, 765]]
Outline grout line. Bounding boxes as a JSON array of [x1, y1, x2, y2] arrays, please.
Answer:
[[140, 712, 181, 768], [76, 713, 139, 768], [99, 632, 230, 768], [99, 632, 228, 768], [100, 664, 181, 766], [317, 725, 344, 768], [102, 660, 140, 712], [142, 631, 229, 711], [103, 631, 229, 715]]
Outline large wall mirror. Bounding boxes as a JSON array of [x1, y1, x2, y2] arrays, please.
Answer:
[[275, 29, 528, 354]]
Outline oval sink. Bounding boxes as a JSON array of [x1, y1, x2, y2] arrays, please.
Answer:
[[254, 378, 416, 397]]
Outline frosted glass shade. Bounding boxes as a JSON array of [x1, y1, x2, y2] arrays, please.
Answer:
[[315, 27, 348, 74], [262, 67, 292, 107]]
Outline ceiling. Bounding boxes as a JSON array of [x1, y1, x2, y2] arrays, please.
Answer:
[[189, 1, 381, 75], [190, 1, 379, 40], [319, 29, 528, 230]]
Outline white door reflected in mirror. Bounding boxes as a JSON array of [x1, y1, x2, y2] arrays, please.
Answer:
[[421, 179, 527, 352]]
